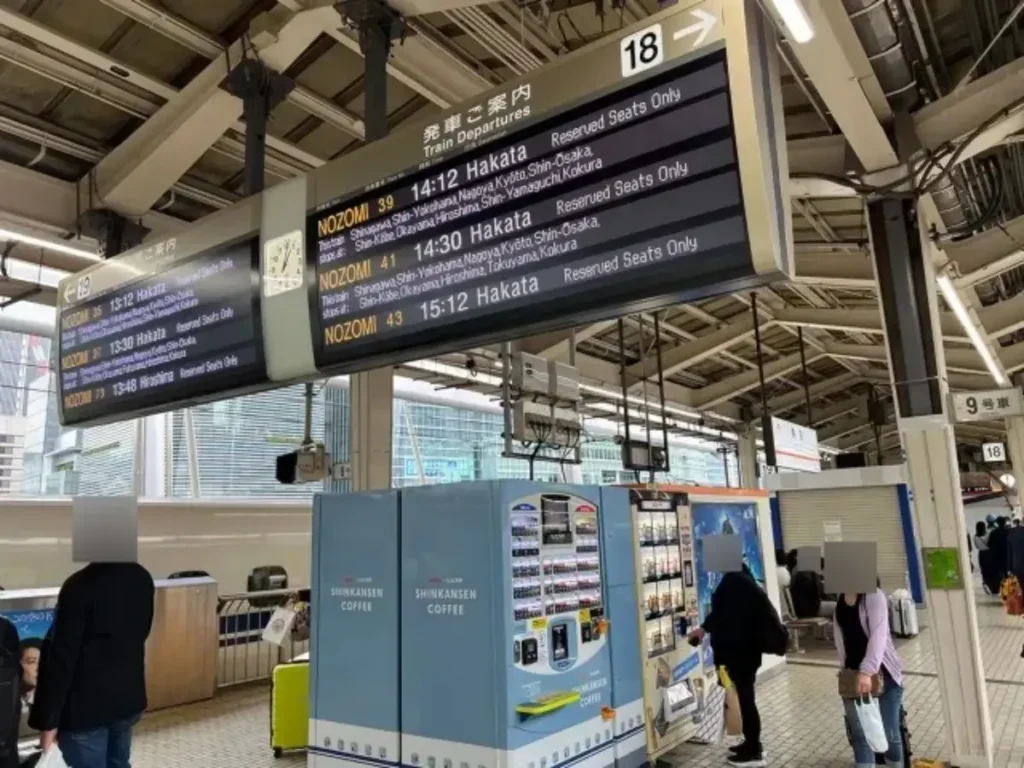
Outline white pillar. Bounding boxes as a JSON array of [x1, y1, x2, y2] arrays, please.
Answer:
[[349, 368, 394, 492], [1005, 415, 1024, 513], [737, 429, 758, 489], [873, 199, 992, 767]]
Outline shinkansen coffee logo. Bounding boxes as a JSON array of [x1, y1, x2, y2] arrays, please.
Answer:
[[331, 576, 383, 613]]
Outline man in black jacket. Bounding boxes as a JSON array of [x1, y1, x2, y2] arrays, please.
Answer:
[[29, 562, 154, 768], [688, 564, 783, 767], [0, 615, 19, 768]]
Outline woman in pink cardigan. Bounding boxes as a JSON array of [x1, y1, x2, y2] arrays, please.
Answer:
[[833, 586, 905, 767]]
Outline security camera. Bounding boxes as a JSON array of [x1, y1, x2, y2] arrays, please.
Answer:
[[276, 443, 330, 484]]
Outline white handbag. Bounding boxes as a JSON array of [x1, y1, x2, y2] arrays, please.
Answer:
[[853, 695, 889, 753]]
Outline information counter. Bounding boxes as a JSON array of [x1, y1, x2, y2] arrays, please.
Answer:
[[0, 573, 219, 748]]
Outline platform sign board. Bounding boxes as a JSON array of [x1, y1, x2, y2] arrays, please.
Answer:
[[763, 415, 820, 473], [55, 204, 268, 427], [983, 442, 1007, 463], [951, 388, 1024, 423], [306, 0, 791, 375]]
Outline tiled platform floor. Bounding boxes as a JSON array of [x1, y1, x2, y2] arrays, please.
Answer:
[[131, 599, 1024, 768]]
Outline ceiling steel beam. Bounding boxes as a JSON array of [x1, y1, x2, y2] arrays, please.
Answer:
[[0, 8, 324, 173], [817, 413, 888, 444], [976, 292, 1024, 340], [0, 160, 183, 302], [785, 53, 1024, 195], [947, 212, 1024, 288], [625, 316, 759, 381], [517, 320, 619, 361], [775, 303, 967, 341], [785, 2, 899, 174], [94, 0, 364, 138], [754, 371, 861, 417], [913, 57, 1024, 157], [76, 5, 336, 215], [295, 0, 492, 108], [788, 394, 865, 428], [0, 158, 179, 248], [694, 351, 826, 410], [388, 0, 493, 12], [861, 366, 990, 392], [822, 340, 987, 376], [791, 251, 875, 289], [998, 343, 1024, 375], [836, 424, 896, 452]]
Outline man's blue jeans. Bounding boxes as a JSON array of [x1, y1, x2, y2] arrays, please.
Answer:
[[844, 669, 903, 767], [57, 714, 141, 768]]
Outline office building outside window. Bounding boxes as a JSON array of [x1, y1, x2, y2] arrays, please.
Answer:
[[1, 326, 742, 496]]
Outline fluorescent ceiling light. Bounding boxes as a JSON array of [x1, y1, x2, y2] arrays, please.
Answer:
[[0, 227, 99, 260], [770, 0, 815, 43], [936, 274, 1006, 386]]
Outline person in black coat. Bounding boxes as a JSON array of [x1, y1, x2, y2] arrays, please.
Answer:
[[988, 517, 1011, 587], [29, 562, 154, 768], [0, 615, 20, 768], [687, 564, 784, 767]]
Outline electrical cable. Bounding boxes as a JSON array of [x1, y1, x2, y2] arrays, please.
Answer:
[[946, 157, 1006, 239], [795, 94, 1024, 203]]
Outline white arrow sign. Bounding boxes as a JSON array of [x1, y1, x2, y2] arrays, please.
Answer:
[[63, 283, 74, 303], [673, 8, 718, 49]]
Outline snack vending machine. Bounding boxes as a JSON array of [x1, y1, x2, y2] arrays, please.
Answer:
[[628, 487, 720, 758], [399, 481, 642, 768]]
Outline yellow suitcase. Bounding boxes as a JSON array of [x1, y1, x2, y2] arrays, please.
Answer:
[[270, 660, 309, 757]]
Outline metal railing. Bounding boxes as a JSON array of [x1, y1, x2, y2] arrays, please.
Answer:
[[216, 588, 309, 688]]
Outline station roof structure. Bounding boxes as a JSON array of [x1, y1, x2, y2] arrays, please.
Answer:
[[0, 0, 1022, 459]]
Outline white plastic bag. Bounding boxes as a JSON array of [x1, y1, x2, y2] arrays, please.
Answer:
[[37, 746, 69, 768], [854, 696, 889, 753], [261, 606, 296, 646]]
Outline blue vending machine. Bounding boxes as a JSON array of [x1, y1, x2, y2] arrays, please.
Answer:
[[400, 481, 641, 768], [309, 492, 402, 768]]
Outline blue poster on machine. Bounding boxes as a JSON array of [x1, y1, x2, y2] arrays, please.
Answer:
[[691, 501, 764, 666], [1, 608, 54, 642]]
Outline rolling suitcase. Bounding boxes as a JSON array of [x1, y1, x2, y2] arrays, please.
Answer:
[[889, 590, 919, 638], [270, 660, 309, 758]]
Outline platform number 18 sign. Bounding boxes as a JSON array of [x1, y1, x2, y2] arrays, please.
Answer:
[[620, 24, 663, 78], [983, 443, 1006, 463]]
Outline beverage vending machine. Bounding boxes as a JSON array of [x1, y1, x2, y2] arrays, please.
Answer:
[[399, 481, 644, 768]]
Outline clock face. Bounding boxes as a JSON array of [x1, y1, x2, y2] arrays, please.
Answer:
[[263, 230, 304, 298]]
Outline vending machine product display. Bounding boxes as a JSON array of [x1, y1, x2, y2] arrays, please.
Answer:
[[400, 481, 643, 768], [627, 487, 714, 759]]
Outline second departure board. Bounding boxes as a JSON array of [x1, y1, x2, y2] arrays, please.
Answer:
[[310, 49, 750, 371], [57, 237, 266, 426]]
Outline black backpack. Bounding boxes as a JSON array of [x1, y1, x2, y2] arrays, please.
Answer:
[[762, 600, 789, 656], [0, 618, 20, 767]]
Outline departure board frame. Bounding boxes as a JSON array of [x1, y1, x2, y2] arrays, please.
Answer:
[[56, 202, 268, 428], [51, 0, 790, 427], [303, 0, 790, 376]]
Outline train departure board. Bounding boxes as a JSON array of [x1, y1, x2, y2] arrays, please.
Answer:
[[57, 236, 266, 426], [309, 49, 751, 371]]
